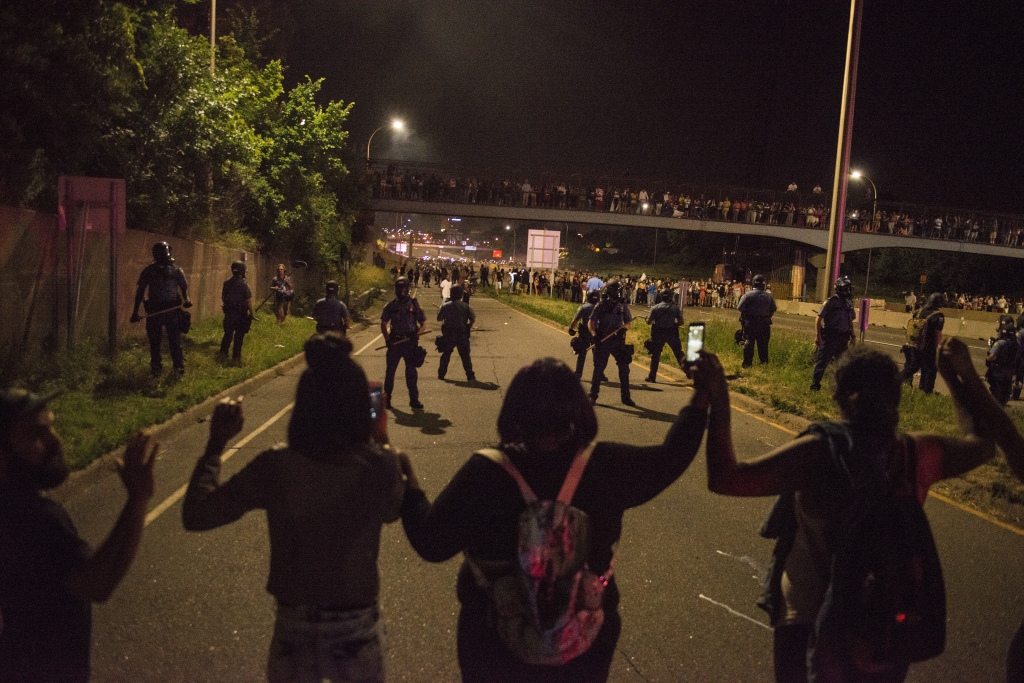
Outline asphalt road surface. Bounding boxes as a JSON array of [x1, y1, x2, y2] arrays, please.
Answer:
[[62, 293, 1024, 681]]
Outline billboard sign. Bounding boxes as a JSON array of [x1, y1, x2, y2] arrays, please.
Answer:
[[492, 250, 502, 259], [526, 229, 560, 269]]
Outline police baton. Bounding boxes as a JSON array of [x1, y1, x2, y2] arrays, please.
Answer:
[[137, 303, 184, 319], [374, 329, 432, 351], [586, 325, 628, 352]]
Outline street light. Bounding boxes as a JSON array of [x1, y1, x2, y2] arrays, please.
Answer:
[[366, 119, 404, 167], [850, 170, 877, 298], [506, 225, 517, 262]]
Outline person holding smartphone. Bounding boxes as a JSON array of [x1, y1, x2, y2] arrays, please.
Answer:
[[182, 332, 406, 683]]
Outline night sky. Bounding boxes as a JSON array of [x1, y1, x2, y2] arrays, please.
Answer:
[[286, 1, 1024, 213]]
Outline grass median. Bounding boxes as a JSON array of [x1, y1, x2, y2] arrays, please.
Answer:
[[13, 315, 316, 470], [488, 289, 1024, 528]]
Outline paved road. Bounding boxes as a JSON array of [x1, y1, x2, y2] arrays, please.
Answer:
[[63, 294, 1024, 681]]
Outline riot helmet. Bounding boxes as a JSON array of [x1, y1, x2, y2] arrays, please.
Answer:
[[925, 292, 944, 310], [586, 290, 601, 304], [999, 315, 1016, 338], [395, 276, 411, 300], [152, 241, 172, 264], [230, 260, 246, 277], [657, 289, 673, 304], [752, 274, 767, 290], [834, 276, 853, 300], [325, 280, 339, 295], [603, 278, 622, 301]]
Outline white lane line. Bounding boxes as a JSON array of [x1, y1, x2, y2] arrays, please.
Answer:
[[144, 401, 295, 526], [698, 594, 773, 632], [355, 334, 383, 356]]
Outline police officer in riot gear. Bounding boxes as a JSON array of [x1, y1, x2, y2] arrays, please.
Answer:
[[381, 277, 427, 410], [987, 316, 1018, 405], [588, 279, 635, 406], [312, 281, 351, 334], [810, 275, 856, 391], [737, 274, 777, 368], [131, 241, 191, 376], [219, 261, 254, 364], [436, 284, 476, 382], [644, 288, 684, 382], [568, 290, 601, 379]]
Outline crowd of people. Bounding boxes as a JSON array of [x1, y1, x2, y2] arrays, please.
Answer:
[[11, 247, 1024, 683], [372, 167, 1024, 248]]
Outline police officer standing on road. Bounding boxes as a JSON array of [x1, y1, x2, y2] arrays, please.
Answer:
[[219, 261, 254, 364], [810, 276, 856, 391], [644, 289, 684, 382], [568, 290, 601, 379], [130, 241, 191, 376], [588, 279, 635, 406], [737, 274, 777, 368], [900, 292, 945, 393], [381, 277, 427, 410], [436, 284, 476, 382], [312, 281, 351, 334]]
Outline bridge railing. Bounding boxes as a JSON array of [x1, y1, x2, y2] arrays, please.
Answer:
[[366, 162, 1024, 249]]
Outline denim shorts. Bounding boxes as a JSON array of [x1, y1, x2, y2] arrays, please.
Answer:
[[267, 603, 386, 683]]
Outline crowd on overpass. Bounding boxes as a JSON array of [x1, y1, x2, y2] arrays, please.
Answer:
[[371, 167, 1024, 248]]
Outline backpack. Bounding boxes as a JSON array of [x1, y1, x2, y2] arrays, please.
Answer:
[[905, 311, 936, 350], [467, 445, 607, 666], [808, 423, 946, 680]]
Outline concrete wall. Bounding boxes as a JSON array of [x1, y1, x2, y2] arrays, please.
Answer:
[[0, 205, 276, 355], [775, 297, 1000, 341]]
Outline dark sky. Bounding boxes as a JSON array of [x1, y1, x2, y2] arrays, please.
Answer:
[[286, 1, 1024, 212]]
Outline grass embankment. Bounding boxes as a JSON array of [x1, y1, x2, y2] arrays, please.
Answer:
[[17, 315, 316, 470], [490, 290, 1024, 527]]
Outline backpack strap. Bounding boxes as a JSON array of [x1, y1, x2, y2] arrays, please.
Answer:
[[476, 448, 538, 504], [557, 443, 596, 505]]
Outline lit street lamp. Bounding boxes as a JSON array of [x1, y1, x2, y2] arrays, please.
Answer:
[[505, 225, 517, 262], [366, 119, 404, 167], [850, 170, 877, 298]]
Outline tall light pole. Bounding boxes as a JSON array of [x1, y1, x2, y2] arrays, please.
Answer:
[[506, 225, 517, 263], [850, 170, 877, 297], [210, 0, 216, 73], [366, 119, 404, 168], [821, 0, 865, 303]]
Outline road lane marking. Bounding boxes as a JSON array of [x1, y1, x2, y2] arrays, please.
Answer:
[[927, 490, 1024, 538], [355, 334, 383, 356], [698, 594, 772, 631], [144, 402, 295, 527]]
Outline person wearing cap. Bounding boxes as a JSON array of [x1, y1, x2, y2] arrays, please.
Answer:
[[312, 281, 351, 335], [130, 241, 192, 376], [219, 261, 254, 364], [0, 389, 157, 682], [900, 292, 945, 393]]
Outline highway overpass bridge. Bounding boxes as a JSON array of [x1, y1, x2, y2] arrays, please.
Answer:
[[371, 199, 1024, 260]]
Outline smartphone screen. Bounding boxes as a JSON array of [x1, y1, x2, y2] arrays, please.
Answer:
[[686, 323, 706, 362], [369, 388, 382, 420]]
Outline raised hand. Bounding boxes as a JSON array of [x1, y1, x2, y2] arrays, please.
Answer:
[[118, 431, 157, 502]]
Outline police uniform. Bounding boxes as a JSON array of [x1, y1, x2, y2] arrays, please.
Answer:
[[313, 297, 350, 334], [988, 335, 1017, 405], [589, 297, 634, 405], [381, 296, 427, 408], [134, 258, 189, 375], [810, 295, 855, 390], [219, 272, 252, 361], [645, 298, 684, 381], [569, 300, 598, 378], [737, 288, 777, 367], [437, 299, 476, 381], [900, 307, 944, 393]]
